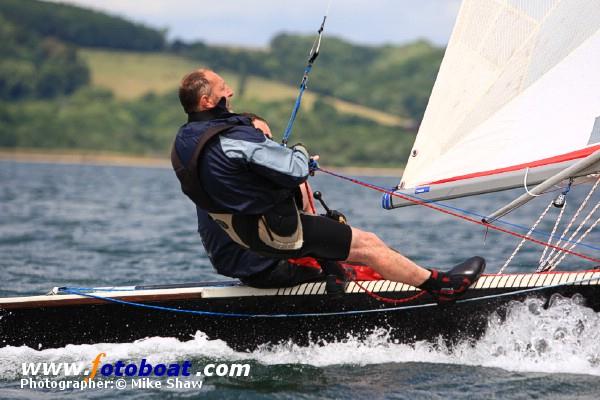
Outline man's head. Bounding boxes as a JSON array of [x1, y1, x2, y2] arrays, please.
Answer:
[[179, 69, 234, 114]]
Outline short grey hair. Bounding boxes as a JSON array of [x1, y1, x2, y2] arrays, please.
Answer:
[[178, 68, 213, 114]]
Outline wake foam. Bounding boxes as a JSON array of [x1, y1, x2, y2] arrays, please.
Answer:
[[2, 294, 600, 378]]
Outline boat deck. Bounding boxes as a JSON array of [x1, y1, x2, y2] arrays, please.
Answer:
[[2, 270, 599, 310]]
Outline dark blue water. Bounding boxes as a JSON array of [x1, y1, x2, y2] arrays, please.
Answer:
[[1, 160, 600, 399]]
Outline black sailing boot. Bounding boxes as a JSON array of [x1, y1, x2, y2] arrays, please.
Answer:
[[418, 256, 486, 303], [320, 260, 353, 295]]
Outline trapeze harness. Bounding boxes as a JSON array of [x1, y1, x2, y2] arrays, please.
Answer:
[[171, 122, 304, 253]]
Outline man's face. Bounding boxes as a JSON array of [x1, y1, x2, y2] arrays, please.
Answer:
[[204, 71, 234, 111]]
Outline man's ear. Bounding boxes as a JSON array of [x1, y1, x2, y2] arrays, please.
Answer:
[[199, 95, 214, 110]]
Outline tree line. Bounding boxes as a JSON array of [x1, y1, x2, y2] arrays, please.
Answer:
[[1, 0, 442, 122], [174, 34, 443, 122], [0, 0, 436, 166], [0, 0, 165, 51], [0, 86, 413, 167], [0, 14, 89, 100]]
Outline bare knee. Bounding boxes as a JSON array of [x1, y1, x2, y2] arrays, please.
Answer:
[[361, 229, 385, 247], [347, 228, 385, 262]]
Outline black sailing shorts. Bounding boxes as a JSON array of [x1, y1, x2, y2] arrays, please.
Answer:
[[232, 212, 352, 261]]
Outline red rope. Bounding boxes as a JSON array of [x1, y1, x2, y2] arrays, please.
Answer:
[[350, 278, 426, 304], [318, 168, 600, 264], [304, 181, 317, 214]]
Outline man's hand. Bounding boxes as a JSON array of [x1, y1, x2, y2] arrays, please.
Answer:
[[308, 156, 319, 175], [252, 119, 273, 139]]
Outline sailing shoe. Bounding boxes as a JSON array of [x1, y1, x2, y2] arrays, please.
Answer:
[[321, 260, 355, 295], [419, 256, 486, 303]]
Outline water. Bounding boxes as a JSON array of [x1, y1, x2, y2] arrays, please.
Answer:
[[1, 160, 600, 399]]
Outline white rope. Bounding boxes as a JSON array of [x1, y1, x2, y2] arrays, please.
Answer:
[[325, 0, 333, 16], [537, 199, 567, 270], [523, 167, 541, 197], [499, 200, 553, 274], [541, 177, 600, 269], [548, 201, 600, 270]]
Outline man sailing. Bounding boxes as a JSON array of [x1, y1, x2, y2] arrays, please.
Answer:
[[171, 68, 485, 302], [196, 113, 327, 288]]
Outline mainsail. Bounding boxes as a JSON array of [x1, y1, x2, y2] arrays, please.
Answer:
[[388, 0, 600, 208]]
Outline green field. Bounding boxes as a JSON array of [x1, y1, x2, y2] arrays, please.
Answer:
[[0, 0, 423, 167], [80, 49, 409, 128]]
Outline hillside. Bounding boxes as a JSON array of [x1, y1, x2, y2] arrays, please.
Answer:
[[80, 49, 410, 128], [176, 34, 443, 122], [0, 0, 165, 50], [0, 13, 89, 100], [0, 0, 444, 166]]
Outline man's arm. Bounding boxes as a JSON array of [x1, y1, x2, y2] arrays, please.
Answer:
[[248, 139, 310, 188], [219, 131, 310, 188]]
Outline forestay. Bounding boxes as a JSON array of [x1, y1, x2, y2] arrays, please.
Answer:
[[389, 0, 600, 208]]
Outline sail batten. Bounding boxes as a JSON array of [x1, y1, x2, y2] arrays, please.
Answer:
[[398, 0, 600, 200]]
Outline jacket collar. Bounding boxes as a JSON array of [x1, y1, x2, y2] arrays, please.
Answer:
[[187, 97, 235, 123]]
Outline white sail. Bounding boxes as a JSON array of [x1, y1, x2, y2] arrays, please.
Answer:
[[390, 0, 600, 208]]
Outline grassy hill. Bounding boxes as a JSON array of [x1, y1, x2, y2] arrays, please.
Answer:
[[80, 49, 411, 128], [177, 34, 443, 122], [0, 0, 431, 167]]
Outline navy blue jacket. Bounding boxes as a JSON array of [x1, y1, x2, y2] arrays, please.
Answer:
[[174, 101, 310, 277], [173, 102, 310, 214]]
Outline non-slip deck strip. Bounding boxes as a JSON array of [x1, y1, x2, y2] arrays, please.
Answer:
[[1, 271, 599, 308], [263, 271, 600, 299]]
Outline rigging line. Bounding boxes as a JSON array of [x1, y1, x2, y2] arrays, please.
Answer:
[[324, 0, 333, 16], [392, 179, 594, 247], [281, 2, 331, 146], [541, 178, 598, 266], [341, 273, 426, 304], [61, 287, 435, 318], [317, 167, 600, 264], [60, 274, 600, 318], [523, 167, 541, 197], [545, 176, 600, 265], [304, 181, 317, 214], [538, 179, 572, 269], [426, 186, 596, 249], [500, 200, 554, 274], [318, 168, 600, 253], [538, 199, 567, 269], [550, 204, 600, 269]]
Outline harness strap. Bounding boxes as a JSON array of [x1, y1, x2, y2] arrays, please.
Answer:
[[171, 124, 235, 210]]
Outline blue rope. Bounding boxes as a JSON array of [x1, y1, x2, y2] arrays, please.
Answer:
[[59, 287, 135, 292], [60, 275, 600, 318], [317, 168, 600, 253], [281, 16, 327, 146], [282, 65, 312, 146]]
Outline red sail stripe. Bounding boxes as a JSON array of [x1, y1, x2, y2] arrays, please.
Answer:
[[425, 144, 600, 186]]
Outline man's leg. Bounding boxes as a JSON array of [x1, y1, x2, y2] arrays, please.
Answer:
[[224, 211, 484, 299], [346, 227, 430, 286], [346, 227, 485, 301]]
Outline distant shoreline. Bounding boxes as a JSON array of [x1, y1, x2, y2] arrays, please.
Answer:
[[0, 148, 404, 177]]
